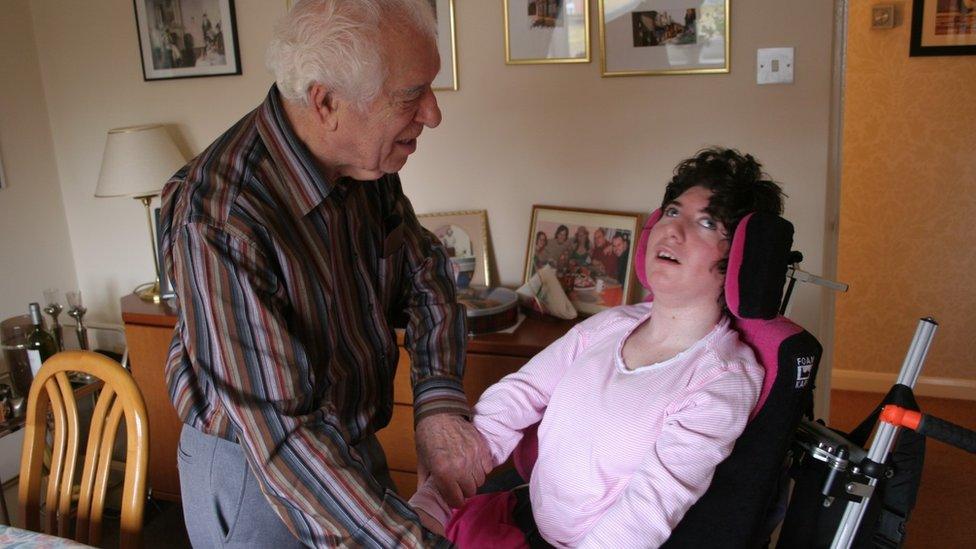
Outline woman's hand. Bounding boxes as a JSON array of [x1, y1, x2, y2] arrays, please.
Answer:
[[416, 507, 445, 537]]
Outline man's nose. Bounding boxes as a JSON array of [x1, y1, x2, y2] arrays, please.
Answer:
[[417, 89, 442, 128]]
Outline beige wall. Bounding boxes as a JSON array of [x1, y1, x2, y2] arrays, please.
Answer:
[[0, 0, 79, 481], [0, 0, 79, 345], [30, 0, 278, 322], [835, 2, 976, 388], [28, 0, 837, 346]]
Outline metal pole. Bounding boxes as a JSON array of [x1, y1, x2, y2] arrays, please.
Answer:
[[830, 317, 938, 549]]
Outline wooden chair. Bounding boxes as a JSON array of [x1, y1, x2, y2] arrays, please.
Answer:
[[18, 351, 149, 548]]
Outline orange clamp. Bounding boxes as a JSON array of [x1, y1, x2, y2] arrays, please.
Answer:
[[881, 405, 922, 431]]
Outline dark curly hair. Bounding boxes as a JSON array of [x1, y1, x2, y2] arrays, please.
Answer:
[[661, 147, 786, 273]]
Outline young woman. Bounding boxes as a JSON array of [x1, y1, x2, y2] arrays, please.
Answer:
[[412, 148, 786, 548]]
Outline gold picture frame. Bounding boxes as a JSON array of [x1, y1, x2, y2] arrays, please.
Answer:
[[418, 210, 493, 288], [599, 0, 730, 77], [504, 0, 591, 65], [432, 0, 460, 90], [524, 205, 641, 315]]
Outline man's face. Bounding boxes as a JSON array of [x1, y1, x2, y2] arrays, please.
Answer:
[[612, 236, 627, 257], [593, 229, 606, 247], [332, 26, 442, 180]]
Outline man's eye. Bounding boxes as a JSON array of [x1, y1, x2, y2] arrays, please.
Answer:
[[664, 206, 679, 217], [699, 218, 717, 230]]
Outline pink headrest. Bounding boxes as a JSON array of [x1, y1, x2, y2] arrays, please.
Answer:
[[634, 209, 662, 296]]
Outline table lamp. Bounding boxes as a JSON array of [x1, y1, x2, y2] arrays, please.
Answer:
[[95, 124, 186, 303]]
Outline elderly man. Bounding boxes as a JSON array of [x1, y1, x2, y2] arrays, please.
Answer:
[[159, 1, 490, 546]]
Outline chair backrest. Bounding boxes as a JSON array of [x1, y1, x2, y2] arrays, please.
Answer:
[[18, 351, 149, 549]]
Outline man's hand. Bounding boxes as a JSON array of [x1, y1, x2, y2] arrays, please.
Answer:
[[415, 414, 493, 507]]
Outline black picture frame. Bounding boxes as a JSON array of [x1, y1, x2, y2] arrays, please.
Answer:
[[910, 0, 976, 57], [154, 207, 176, 300], [132, 0, 243, 81]]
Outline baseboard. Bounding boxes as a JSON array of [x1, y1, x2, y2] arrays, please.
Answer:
[[832, 369, 976, 401]]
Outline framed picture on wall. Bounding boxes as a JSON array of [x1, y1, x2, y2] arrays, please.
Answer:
[[418, 210, 493, 289], [599, 0, 730, 77], [504, 0, 591, 64], [524, 206, 641, 315], [431, 0, 460, 90], [910, 0, 976, 56], [132, 0, 242, 81]]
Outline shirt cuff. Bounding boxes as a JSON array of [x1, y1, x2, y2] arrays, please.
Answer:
[[413, 377, 471, 425]]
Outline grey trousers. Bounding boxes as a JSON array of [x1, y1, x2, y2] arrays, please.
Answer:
[[178, 424, 306, 548], [178, 423, 398, 548]]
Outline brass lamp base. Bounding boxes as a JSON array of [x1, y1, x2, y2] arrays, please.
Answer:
[[134, 281, 161, 304]]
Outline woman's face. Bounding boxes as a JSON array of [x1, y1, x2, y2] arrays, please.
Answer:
[[644, 186, 729, 303], [536, 232, 548, 251], [575, 228, 589, 250]]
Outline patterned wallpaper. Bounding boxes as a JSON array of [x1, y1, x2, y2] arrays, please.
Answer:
[[836, 2, 976, 380]]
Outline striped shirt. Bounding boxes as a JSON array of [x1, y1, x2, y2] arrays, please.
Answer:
[[159, 86, 468, 547]]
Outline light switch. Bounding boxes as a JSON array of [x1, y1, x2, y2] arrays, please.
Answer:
[[757, 47, 794, 85]]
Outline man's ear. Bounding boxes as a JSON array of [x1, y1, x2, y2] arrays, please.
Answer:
[[307, 83, 339, 132]]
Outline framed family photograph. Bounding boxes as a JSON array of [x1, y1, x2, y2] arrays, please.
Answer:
[[133, 0, 242, 81], [524, 206, 641, 315], [910, 0, 976, 56], [599, 0, 729, 77], [418, 210, 493, 289], [504, 0, 591, 64]]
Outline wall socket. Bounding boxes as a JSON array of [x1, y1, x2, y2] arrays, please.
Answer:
[[757, 47, 794, 85]]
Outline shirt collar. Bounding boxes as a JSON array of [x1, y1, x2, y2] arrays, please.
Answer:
[[256, 85, 337, 217]]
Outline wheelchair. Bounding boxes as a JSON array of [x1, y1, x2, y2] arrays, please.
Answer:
[[491, 211, 975, 549]]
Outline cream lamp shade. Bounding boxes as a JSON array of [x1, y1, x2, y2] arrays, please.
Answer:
[[95, 124, 186, 303], [94, 124, 186, 198]]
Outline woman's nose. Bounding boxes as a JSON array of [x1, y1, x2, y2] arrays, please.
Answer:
[[665, 220, 685, 241]]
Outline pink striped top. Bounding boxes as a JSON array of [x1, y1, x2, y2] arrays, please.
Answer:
[[414, 302, 763, 547]]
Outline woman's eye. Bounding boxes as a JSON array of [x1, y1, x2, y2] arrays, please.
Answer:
[[699, 218, 717, 230], [664, 206, 679, 217]]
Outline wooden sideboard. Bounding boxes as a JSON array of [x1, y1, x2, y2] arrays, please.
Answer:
[[121, 293, 574, 502], [121, 294, 182, 501]]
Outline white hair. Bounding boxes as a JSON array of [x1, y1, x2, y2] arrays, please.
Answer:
[[266, 0, 437, 108]]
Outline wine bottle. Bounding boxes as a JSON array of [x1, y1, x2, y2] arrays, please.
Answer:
[[26, 302, 58, 378]]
